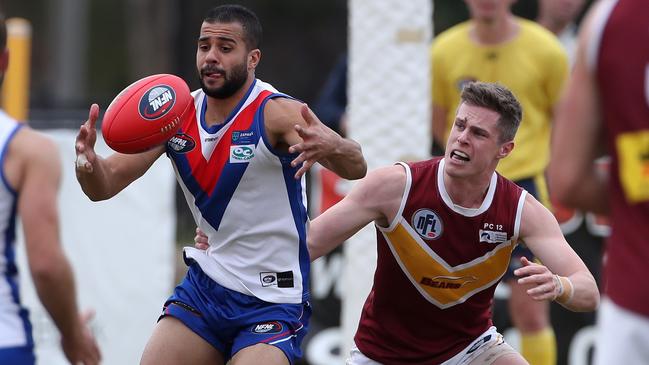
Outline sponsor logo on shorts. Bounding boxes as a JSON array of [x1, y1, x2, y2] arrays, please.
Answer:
[[252, 321, 283, 334], [420, 275, 477, 289], [260, 271, 294, 288], [139, 85, 176, 120], [412, 209, 443, 240], [167, 133, 195, 153], [230, 145, 255, 163]]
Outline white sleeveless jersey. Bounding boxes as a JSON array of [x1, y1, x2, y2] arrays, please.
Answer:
[[0, 111, 31, 348], [167, 80, 310, 304]]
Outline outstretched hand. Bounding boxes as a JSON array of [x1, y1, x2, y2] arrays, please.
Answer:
[[61, 309, 102, 365], [288, 104, 342, 179], [514, 256, 563, 301], [75, 104, 100, 173]]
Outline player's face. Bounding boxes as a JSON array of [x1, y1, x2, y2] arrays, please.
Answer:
[[444, 102, 513, 179], [464, 0, 515, 24], [196, 21, 259, 99]]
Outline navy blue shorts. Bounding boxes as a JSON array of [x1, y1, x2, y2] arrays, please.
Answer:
[[504, 176, 546, 280], [0, 345, 35, 365], [160, 263, 311, 364]]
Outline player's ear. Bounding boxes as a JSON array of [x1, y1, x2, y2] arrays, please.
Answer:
[[497, 141, 514, 160], [248, 49, 260, 70]]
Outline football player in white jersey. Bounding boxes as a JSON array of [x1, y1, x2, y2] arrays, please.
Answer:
[[74, 4, 366, 365]]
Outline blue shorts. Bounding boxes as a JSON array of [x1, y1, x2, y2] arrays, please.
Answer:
[[160, 263, 311, 364], [504, 176, 547, 280], [0, 345, 35, 365]]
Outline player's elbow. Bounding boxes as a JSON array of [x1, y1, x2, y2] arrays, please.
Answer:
[[344, 160, 367, 180], [29, 255, 66, 285], [78, 183, 113, 202]]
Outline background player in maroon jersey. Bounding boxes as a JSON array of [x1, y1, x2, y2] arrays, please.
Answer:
[[198, 81, 599, 364], [549, 0, 649, 364]]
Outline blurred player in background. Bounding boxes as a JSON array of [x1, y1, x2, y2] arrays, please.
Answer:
[[0, 12, 100, 365], [549, 0, 649, 364], [74, 4, 365, 365], [536, 0, 586, 64], [430, 1, 569, 363]]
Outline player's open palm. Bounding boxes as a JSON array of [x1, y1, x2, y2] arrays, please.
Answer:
[[513, 256, 562, 301], [75, 104, 100, 173], [289, 104, 342, 179]]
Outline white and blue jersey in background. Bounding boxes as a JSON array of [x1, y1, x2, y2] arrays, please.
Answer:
[[0, 111, 33, 351]]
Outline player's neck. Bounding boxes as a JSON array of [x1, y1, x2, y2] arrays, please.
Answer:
[[470, 15, 519, 45], [443, 172, 491, 209], [537, 16, 570, 36], [204, 77, 255, 127]]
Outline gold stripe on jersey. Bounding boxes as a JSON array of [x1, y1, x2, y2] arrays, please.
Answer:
[[382, 218, 514, 309]]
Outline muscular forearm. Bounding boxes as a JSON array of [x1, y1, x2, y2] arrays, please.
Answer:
[[320, 138, 367, 180], [76, 155, 116, 201], [555, 271, 600, 312], [31, 254, 82, 340]]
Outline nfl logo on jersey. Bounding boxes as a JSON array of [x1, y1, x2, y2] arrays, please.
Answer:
[[412, 208, 443, 240]]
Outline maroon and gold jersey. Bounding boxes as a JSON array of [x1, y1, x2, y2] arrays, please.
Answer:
[[354, 158, 526, 364], [590, 0, 649, 317]]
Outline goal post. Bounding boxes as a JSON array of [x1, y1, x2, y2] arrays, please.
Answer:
[[342, 0, 433, 356]]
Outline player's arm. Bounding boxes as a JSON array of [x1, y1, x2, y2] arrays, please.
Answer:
[[308, 164, 405, 260], [548, 3, 608, 214], [264, 98, 367, 180], [16, 130, 100, 364], [75, 104, 165, 201], [517, 193, 600, 312]]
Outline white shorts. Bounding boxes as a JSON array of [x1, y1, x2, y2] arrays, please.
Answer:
[[346, 326, 519, 365], [594, 298, 649, 365]]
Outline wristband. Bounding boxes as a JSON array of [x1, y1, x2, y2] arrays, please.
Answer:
[[554, 274, 574, 304]]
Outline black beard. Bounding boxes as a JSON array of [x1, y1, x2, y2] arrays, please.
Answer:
[[199, 62, 249, 99]]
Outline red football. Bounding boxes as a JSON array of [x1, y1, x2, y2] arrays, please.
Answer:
[[101, 74, 193, 154]]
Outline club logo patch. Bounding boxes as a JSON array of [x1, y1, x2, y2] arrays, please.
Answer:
[[412, 209, 443, 240], [139, 84, 176, 120], [260, 271, 294, 288], [230, 145, 255, 163], [167, 133, 195, 153], [252, 321, 283, 334]]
